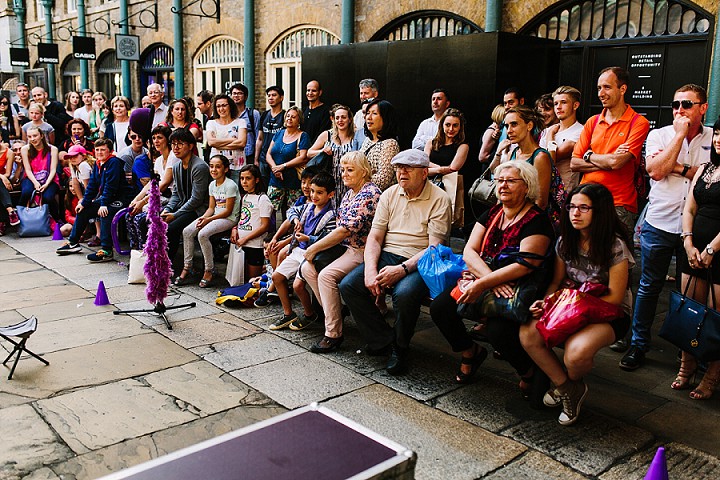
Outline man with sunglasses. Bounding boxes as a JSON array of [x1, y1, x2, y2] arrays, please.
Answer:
[[117, 129, 148, 177], [619, 84, 712, 371]]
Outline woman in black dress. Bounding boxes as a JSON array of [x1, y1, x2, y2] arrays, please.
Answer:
[[677, 117, 720, 400]]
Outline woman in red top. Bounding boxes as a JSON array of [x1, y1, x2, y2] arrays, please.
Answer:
[[163, 98, 202, 143]]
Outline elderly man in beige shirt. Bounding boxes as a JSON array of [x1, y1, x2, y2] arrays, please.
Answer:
[[340, 149, 452, 375]]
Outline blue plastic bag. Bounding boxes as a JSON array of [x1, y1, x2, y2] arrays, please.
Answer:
[[417, 244, 466, 299]]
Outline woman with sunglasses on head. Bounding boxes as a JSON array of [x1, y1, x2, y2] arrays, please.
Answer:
[[673, 117, 720, 400], [520, 183, 633, 425], [206, 94, 247, 184], [0, 93, 20, 142], [478, 104, 507, 169], [163, 98, 202, 142]]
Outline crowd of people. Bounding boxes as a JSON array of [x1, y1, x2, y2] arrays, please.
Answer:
[[1, 65, 719, 426]]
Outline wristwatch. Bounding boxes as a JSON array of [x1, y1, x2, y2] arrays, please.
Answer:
[[706, 246, 715, 256], [583, 149, 593, 163], [547, 141, 558, 153], [681, 163, 690, 177]]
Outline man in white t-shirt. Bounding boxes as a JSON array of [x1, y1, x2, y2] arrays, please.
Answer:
[[539, 86, 584, 191], [74, 89, 94, 124], [619, 84, 712, 371], [411, 89, 450, 150]]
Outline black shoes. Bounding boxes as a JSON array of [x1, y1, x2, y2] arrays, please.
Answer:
[[310, 336, 344, 353], [619, 346, 645, 371], [386, 345, 408, 375], [609, 338, 629, 352]]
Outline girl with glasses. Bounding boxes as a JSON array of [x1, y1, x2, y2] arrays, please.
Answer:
[[0, 93, 20, 142], [520, 183, 633, 425]]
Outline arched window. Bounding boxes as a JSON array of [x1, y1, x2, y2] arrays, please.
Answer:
[[520, 0, 713, 128], [521, 0, 711, 43], [266, 26, 340, 109], [141, 44, 174, 102], [194, 36, 244, 95], [96, 50, 122, 99], [370, 10, 482, 41], [61, 56, 81, 97]]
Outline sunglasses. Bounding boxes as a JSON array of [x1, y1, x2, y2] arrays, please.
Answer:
[[129, 134, 140, 140], [16, 83, 28, 88], [0, 101, 8, 106], [671, 100, 703, 110]]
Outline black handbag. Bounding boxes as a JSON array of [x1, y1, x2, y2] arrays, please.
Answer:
[[659, 273, 720, 362], [306, 151, 332, 172], [467, 164, 497, 209], [313, 243, 347, 272], [457, 249, 551, 325]]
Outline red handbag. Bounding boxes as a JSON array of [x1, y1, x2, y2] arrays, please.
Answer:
[[536, 282, 623, 348]]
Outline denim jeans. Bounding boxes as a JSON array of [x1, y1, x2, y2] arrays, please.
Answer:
[[630, 221, 683, 351], [69, 201, 125, 251], [339, 250, 429, 350]]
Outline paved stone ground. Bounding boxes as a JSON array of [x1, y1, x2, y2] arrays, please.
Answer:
[[1, 234, 720, 480]]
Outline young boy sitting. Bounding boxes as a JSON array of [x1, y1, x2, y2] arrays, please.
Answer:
[[254, 166, 318, 307], [269, 171, 336, 330], [56, 138, 134, 262]]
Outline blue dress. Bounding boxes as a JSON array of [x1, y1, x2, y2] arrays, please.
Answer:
[[268, 129, 310, 190]]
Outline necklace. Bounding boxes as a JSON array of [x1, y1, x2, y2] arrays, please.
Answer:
[[502, 203, 529, 229], [703, 163, 720, 189]]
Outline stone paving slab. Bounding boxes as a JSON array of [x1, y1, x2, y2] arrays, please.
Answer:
[[433, 373, 552, 433], [583, 375, 668, 424], [55, 261, 129, 279], [0, 309, 26, 326], [0, 334, 197, 398], [153, 315, 261, 349], [0, 284, 90, 311], [27, 312, 144, 354], [102, 284, 149, 303], [483, 450, 589, 480], [368, 347, 462, 401], [0, 258, 43, 276], [143, 360, 267, 416], [68, 270, 133, 291], [22, 467, 61, 479], [638, 402, 720, 457], [323, 384, 528, 480], [16, 298, 115, 323], [600, 442, 720, 479], [17, 250, 99, 269], [49, 404, 286, 480], [36, 379, 199, 453], [0, 270, 68, 293], [232, 302, 286, 322], [0, 404, 73, 479], [231, 352, 374, 409], [502, 412, 655, 476], [203, 332, 304, 371], [0, 391, 35, 408]]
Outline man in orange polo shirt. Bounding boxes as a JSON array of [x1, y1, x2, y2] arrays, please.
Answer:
[[571, 66, 650, 237]]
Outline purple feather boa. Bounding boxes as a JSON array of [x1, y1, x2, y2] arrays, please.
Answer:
[[143, 178, 173, 305]]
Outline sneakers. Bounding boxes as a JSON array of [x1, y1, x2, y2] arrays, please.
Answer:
[[56, 242, 82, 255], [254, 288, 277, 308], [87, 249, 114, 262], [269, 312, 297, 331], [289, 312, 318, 331], [310, 336, 344, 353], [86, 235, 102, 247], [543, 388, 561, 408], [555, 379, 589, 426], [619, 346, 645, 371], [8, 210, 20, 226], [609, 338, 629, 352]]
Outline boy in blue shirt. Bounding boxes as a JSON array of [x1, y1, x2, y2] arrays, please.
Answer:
[[269, 172, 336, 330]]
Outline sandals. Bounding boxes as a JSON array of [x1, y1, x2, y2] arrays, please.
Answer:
[[199, 270, 216, 288], [173, 267, 194, 286], [690, 364, 720, 400], [671, 355, 697, 390], [455, 345, 488, 384]]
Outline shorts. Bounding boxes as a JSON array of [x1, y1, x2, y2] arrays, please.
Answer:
[[243, 246, 265, 267], [268, 185, 303, 213], [274, 247, 306, 280]]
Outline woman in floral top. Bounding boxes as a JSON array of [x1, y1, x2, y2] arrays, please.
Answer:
[[300, 151, 382, 352], [360, 99, 399, 191]]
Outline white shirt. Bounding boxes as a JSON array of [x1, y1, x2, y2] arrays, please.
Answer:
[[353, 110, 365, 131], [152, 103, 168, 128], [539, 121, 583, 187], [73, 106, 91, 124], [644, 125, 713, 234], [412, 116, 441, 150]]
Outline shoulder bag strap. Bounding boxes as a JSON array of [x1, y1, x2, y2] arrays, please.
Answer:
[[479, 208, 504, 257]]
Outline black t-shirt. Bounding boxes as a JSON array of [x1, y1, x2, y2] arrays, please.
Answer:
[[259, 109, 285, 162], [303, 103, 332, 144]]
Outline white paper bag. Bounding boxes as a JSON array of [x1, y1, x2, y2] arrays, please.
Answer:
[[128, 249, 147, 284], [225, 245, 245, 286]]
